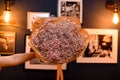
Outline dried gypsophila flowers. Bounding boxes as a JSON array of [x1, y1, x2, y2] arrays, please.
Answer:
[[31, 17, 87, 63]]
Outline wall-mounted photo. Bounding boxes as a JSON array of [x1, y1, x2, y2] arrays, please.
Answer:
[[58, 0, 83, 23], [27, 12, 50, 30], [0, 31, 15, 55], [77, 29, 118, 63], [25, 12, 67, 70]]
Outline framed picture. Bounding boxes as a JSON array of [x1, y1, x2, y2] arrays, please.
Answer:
[[27, 12, 50, 30], [0, 31, 15, 54], [25, 12, 67, 70], [77, 29, 118, 63], [58, 0, 83, 23]]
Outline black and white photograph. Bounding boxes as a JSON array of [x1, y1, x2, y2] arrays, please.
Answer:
[[84, 34, 112, 58], [0, 31, 15, 54], [58, 0, 83, 23], [77, 29, 118, 63]]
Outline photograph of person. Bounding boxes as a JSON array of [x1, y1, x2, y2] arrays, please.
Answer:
[[0, 32, 15, 54], [83, 34, 112, 58], [58, 0, 83, 23], [60, 1, 80, 18]]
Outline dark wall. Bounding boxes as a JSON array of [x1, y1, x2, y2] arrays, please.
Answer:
[[0, 0, 120, 80]]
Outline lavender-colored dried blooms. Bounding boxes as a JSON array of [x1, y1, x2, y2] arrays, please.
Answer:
[[32, 17, 85, 63]]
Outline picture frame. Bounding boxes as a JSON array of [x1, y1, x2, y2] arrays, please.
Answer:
[[58, 0, 83, 23], [0, 31, 15, 55], [76, 29, 118, 63], [27, 12, 50, 31], [25, 12, 67, 70]]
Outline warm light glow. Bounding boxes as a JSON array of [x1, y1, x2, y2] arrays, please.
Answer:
[[0, 0, 19, 26], [112, 12, 119, 24], [0, 10, 19, 26], [3, 11, 11, 23]]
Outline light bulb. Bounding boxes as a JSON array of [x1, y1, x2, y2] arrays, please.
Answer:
[[3, 11, 11, 23], [112, 12, 119, 24], [0, 0, 19, 26]]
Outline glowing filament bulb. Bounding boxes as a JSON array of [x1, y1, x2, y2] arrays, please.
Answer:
[[113, 12, 119, 24], [4, 11, 11, 23]]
